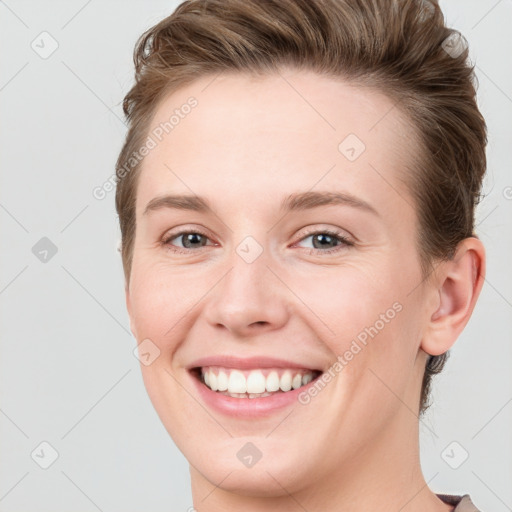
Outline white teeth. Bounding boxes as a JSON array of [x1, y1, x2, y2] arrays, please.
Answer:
[[217, 370, 228, 391], [266, 371, 280, 392], [228, 370, 247, 394], [201, 367, 318, 396], [302, 373, 313, 385], [246, 370, 266, 394], [209, 372, 218, 391], [279, 370, 292, 392], [220, 391, 273, 399]]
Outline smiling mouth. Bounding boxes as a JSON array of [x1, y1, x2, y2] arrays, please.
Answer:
[[190, 366, 323, 398]]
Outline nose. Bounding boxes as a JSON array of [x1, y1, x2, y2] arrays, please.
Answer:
[[203, 245, 290, 337]]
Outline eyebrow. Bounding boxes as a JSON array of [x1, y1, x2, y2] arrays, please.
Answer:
[[143, 194, 210, 215], [143, 191, 379, 217], [282, 191, 379, 216]]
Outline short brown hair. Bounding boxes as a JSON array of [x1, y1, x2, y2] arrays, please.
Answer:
[[115, 0, 487, 415]]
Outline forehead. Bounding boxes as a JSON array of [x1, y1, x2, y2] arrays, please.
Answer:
[[136, 70, 418, 217]]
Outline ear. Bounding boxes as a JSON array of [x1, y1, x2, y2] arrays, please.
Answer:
[[420, 237, 486, 356]]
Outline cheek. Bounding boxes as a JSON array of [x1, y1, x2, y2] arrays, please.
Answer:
[[309, 261, 420, 382], [296, 265, 401, 344], [128, 259, 212, 345]]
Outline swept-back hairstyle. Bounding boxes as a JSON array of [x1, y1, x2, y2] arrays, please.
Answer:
[[115, 0, 487, 415]]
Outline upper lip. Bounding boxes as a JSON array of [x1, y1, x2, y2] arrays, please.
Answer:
[[187, 355, 322, 371]]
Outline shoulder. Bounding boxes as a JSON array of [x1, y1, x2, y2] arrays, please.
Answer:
[[436, 493, 482, 512]]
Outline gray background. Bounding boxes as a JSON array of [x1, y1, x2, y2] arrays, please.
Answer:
[[0, 1, 511, 510]]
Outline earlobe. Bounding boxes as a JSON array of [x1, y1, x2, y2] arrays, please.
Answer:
[[421, 237, 486, 356]]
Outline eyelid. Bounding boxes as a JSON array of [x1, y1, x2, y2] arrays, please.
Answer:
[[291, 227, 354, 254], [161, 226, 215, 247], [162, 224, 213, 241], [293, 225, 354, 244]]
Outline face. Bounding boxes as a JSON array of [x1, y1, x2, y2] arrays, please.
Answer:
[[126, 69, 434, 497]]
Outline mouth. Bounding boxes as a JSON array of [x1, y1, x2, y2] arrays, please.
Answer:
[[189, 366, 323, 399]]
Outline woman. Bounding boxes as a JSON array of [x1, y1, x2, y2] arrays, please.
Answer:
[[115, 0, 487, 510]]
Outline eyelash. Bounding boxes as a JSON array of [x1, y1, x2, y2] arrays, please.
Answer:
[[298, 228, 354, 254], [161, 227, 354, 256]]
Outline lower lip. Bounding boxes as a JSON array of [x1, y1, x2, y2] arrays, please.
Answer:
[[188, 370, 321, 418]]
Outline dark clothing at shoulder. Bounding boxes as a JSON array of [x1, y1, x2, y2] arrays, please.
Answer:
[[437, 493, 482, 511]]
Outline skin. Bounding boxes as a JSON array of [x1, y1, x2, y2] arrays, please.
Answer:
[[125, 68, 485, 512]]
